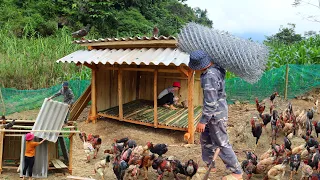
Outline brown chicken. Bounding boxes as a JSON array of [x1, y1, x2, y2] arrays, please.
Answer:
[[291, 144, 306, 155], [140, 154, 156, 180], [255, 97, 266, 114], [256, 156, 277, 175], [153, 26, 159, 37], [260, 149, 273, 161], [267, 160, 288, 180], [301, 160, 313, 180]]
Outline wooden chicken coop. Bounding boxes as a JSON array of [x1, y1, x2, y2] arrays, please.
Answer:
[[60, 36, 204, 144], [0, 119, 78, 176]]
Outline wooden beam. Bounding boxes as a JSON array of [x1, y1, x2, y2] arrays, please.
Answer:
[[177, 66, 189, 77], [68, 133, 74, 175], [66, 176, 95, 180], [187, 70, 195, 144], [10, 125, 75, 129], [69, 84, 92, 122], [0, 129, 4, 174], [2, 120, 35, 123], [136, 67, 141, 99], [83, 62, 95, 70], [0, 129, 80, 133], [97, 113, 121, 120], [118, 69, 123, 120], [91, 68, 98, 123], [4, 134, 70, 137], [78, 39, 177, 48], [102, 67, 180, 73], [154, 69, 158, 128]]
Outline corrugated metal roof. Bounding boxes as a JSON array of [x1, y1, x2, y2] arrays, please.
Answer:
[[32, 98, 69, 142], [73, 35, 176, 44], [20, 136, 48, 178], [56, 48, 190, 66]]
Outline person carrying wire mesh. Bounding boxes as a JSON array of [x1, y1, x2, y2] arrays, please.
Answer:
[[188, 50, 243, 180], [47, 81, 74, 124]]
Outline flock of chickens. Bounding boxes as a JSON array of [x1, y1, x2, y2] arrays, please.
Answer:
[[87, 137, 198, 180], [243, 92, 320, 179]]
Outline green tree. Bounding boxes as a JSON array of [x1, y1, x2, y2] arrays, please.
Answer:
[[265, 23, 302, 45]]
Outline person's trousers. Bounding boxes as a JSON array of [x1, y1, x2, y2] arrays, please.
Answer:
[[200, 119, 242, 174], [157, 93, 174, 106], [23, 156, 35, 177]]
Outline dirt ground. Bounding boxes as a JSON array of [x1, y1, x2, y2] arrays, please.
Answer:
[[1, 89, 320, 180]]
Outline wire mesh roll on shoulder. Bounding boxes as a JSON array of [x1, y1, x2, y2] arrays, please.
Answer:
[[177, 22, 269, 84]]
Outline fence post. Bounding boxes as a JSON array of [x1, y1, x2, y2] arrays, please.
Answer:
[[284, 64, 289, 100]]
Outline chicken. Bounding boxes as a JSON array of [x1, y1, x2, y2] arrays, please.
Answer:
[[306, 119, 313, 137], [307, 109, 314, 121], [241, 160, 257, 179], [244, 151, 258, 165], [270, 92, 279, 106], [1, 115, 6, 124], [126, 164, 140, 180], [301, 149, 309, 160], [152, 156, 173, 180], [272, 144, 285, 158], [301, 160, 313, 180], [255, 97, 266, 114], [146, 142, 168, 157], [140, 153, 156, 180], [72, 24, 90, 39], [172, 159, 198, 180], [313, 121, 320, 138], [289, 154, 301, 180], [303, 135, 319, 153], [250, 118, 263, 150], [260, 148, 273, 161], [312, 99, 319, 114], [153, 26, 159, 37], [308, 151, 320, 170], [256, 156, 276, 174], [297, 110, 307, 128], [291, 144, 306, 155], [288, 102, 293, 115], [113, 154, 129, 180], [271, 110, 280, 144], [94, 155, 112, 180], [267, 159, 288, 180], [259, 113, 272, 132], [3, 119, 15, 129], [281, 122, 294, 136], [79, 132, 87, 142]]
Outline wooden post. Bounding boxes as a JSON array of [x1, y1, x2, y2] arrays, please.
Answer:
[[68, 133, 74, 175], [0, 129, 4, 174], [136, 66, 140, 99], [154, 69, 158, 128], [187, 70, 195, 144], [118, 69, 123, 120], [91, 67, 97, 123], [284, 64, 289, 100]]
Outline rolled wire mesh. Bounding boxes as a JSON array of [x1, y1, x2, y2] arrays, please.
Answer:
[[177, 22, 269, 84]]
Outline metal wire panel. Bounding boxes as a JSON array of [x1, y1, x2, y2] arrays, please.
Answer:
[[177, 22, 269, 83]]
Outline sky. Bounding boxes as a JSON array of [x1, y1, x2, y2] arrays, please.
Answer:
[[185, 0, 320, 41]]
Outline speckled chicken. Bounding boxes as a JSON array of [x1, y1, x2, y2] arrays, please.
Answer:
[[313, 121, 320, 138], [172, 159, 198, 180], [152, 156, 173, 180], [289, 154, 301, 180]]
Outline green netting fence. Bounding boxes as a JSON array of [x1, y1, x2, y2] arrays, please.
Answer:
[[0, 64, 320, 116]]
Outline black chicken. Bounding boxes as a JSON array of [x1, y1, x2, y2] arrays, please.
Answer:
[[172, 159, 198, 180], [146, 142, 168, 157], [259, 113, 272, 131], [241, 160, 256, 179], [72, 24, 90, 39], [306, 119, 313, 137], [289, 154, 300, 180], [284, 136, 292, 151], [250, 118, 262, 150], [152, 156, 172, 180], [270, 92, 279, 105], [243, 151, 258, 165], [308, 151, 320, 169], [113, 154, 128, 180], [288, 102, 293, 114], [313, 121, 320, 138], [307, 109, 314, 120], [4, 119, 15, 129]]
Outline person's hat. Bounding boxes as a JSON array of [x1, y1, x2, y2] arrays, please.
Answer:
[[173, 82, 181, 88], [188, 50, 212, 70], [26, 133, 34, 141], [62, 81, 69, 87]]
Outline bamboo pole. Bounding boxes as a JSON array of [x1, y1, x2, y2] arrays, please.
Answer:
[[284, 64, 289, 100], [154, 69, 158, 128], [118, 69, 123, 120], [91, 67, 97, 123], [0, 129, 80, 133], [187, 70, 195, 144], [68, 133, 74, 174]]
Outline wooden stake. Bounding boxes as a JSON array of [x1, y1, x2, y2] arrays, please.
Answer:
[[68, 133, 74, 175], [0, 129, 80, 133], [0, 129, 4, 174], [154, 69, 158, 128], [187, 70, 195, 144], [118, 69, 123, 120], [284, 64, 289, 100], [91, 67, 97, 123]]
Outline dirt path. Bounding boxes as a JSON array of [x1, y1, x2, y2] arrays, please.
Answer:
[[1, 90, 319, 180]]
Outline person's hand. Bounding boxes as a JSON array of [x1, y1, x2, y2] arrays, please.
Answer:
[[197, 123, 206, 133]]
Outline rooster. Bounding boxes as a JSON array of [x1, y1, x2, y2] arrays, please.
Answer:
[[72, 24, 90, 40], [272, 144, 285, 158], [152, 156, 173, 180], [145, 142, 168, 157], [241, 160, 257, 179], [271, 110, 280, 144], [243, 151, 258, 166], [289, 154, 301, 180], [313, 121, 320, 138], [303, 135, 319, 153], [3, 119, 15, 129], [255, 97, 265, 114], [259, 113, 272, 132], [306, 119, 313, 137], [267, 159, 288, 180], [140, 153, 156, 180], [113, 154, 129, 180], [284, 136, 292, 152], [79, 132, 87, 142], [307, 109, 314, 121], [250, 118, 262, 150], [301, 160, 313, 180], [270, 92, 279, 106], [172, 159, 198, 180]]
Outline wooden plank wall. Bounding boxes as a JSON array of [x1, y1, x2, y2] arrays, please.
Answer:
[[96, 64, 137, 112], [3, 137, 21, 160], [48, 142, 57, 162]]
